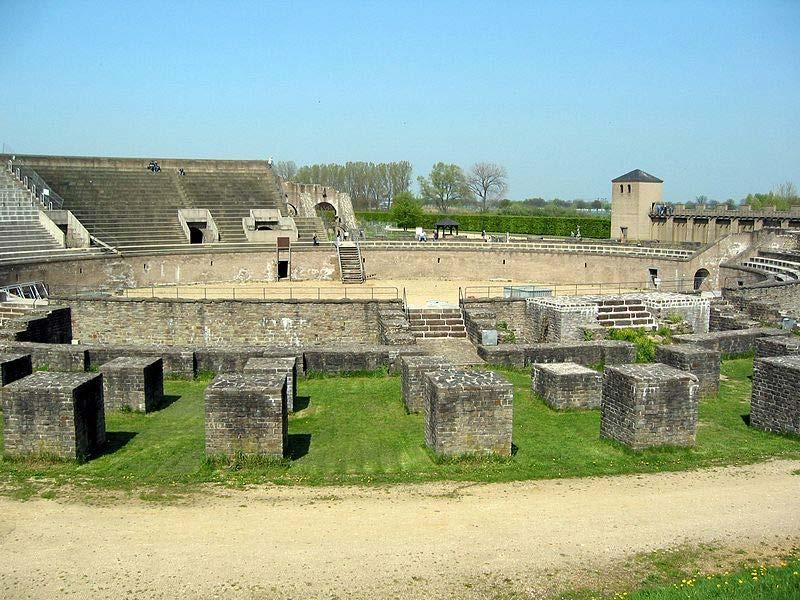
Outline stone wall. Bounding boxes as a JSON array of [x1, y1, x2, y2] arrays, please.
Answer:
[[0, 353, 33, 386], [673, 327, 785, 355], [86, 345, 196, 378], [424, 370, 513, 456], [750, 356, 800, 435], [303, 345, 427, 374], [461, 298, 531, 343], [655, 344, 720, 396], [243, 357, 298, 412], [64, 296, 399, 348], [1, 372, 105, 459], [600, 363, 699, 450], [724, 280, 800, 322], [527, 298, 598, 342], [99, 357, 164, 412], [531, 362, 602, 410], [0, 306, 72, 344], [477, 340, 636, 368], [0, 340, 88, 372], [754, 336, 800, 360], [400, 355, 452, 413], [204, 373, 287, 458]]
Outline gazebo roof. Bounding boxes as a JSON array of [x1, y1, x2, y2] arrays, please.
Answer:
[[435, 218, 460, 227]]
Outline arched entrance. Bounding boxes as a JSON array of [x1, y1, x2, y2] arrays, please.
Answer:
[[189, 227, 204, 244], [693, 268, 710, 291], [315, 201, 338, 236]]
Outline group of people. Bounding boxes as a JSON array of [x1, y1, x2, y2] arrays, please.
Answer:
[[652, 203, 675, 216], [147, 160, 161, 173], [570, 225, 582, 240], [480, 229, 512, 243]]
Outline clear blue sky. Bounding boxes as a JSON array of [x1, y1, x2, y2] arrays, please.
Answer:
[[1, 0, 798, 202]]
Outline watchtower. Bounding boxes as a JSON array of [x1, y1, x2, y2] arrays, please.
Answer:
[[610, 169, 663, 241]]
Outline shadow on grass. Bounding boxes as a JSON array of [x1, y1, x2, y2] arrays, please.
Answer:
[[741, 414, 751, 426], [97, 431, 137, 457], [287, 433, 311, 460], [293, 396, 311, 411], [156, 394, 182, 411]]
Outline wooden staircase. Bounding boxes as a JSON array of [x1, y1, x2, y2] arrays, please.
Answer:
[[337, 242, 365, 283], [408, 307, 467, 339]]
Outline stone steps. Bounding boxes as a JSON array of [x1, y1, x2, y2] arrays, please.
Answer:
[[407, 308, 467, 339]]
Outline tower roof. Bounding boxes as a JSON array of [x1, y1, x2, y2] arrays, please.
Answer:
[[612, 169, 663, 183]]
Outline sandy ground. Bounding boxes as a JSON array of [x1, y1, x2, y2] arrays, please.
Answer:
[[123, 278, 536, 306], [1, 460, 799, 599]]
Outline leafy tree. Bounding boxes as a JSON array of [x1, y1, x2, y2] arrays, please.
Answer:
[[467, 162, 507, 212], [417, 162, 472, 213], [389, 192, 424, 230]]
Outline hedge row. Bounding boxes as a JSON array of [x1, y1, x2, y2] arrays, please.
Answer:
[[356, 211, 611, 239]]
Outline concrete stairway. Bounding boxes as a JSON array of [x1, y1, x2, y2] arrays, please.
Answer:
[[0, 170, 64, 261], [596, 299, 657, 330], [31, 166, 188, 248], [177, 172, 282, 243], [294, 216, 328, 242], [337, 243, 365, 283], [408, 307, 467, 339]]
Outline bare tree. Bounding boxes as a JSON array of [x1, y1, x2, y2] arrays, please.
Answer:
[[274, 160, 298, 181], [774, 181, 798, 200], [468, 162, 508, 212]]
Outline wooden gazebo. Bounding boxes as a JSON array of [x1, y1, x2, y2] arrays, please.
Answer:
[[434, 218, 460, 237]]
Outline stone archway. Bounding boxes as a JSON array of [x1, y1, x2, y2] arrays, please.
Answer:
[[693, 268, 710, 291], [315, 201, 338, 236]]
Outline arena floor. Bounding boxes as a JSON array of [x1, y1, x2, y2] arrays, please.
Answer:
[[123, 278, 538, 306]]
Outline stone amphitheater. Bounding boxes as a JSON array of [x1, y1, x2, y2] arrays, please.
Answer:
[[1, 155, 799, 458]]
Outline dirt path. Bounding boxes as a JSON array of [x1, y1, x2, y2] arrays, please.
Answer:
[[1, 460, 799, 599]]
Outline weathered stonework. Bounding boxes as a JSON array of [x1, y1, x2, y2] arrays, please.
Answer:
[[0, 341, 88, 372], [195, 347, 303, 376], [531, 362, 602, 410], [750, 356, 800, 435], [1, 371, 105, 459], [477, 340, 636, 368], [99, 356, 164, 412], [600, 363, 699, 450], [673, 327, 785, 355], [754, 336, 800, 360], [654, 344, 720, 396], [424, 369, 513, 456], [87, 345, 195, 378], [243, 357, 298, 412], [204, 373, 287, 458], [0, 353, 32, 386], [303, 345, 427, 374], [399, 355, 453, 413]]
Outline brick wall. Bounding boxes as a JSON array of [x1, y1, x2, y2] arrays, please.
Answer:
[[478, 340, 636, 368], [64, 297, 400, 348], [673, 327, 785, 354], [461, 298, 531, 343], [751, 356, 800, 435], [655, 344, 720, 396]]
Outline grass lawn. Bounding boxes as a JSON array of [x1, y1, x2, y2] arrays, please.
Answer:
[[0, 358, 798, 496]]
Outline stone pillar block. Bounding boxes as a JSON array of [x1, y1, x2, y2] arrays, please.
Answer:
[[424, 370, 513, 456], [655, 344, 720, 396], [400, 355, 453, 413], [751, 356, 800, 435], [1, 372, 105, 459], [204, 373, 287, 458], [0, 353, 33, 387], [531, 362, 602, 410], [754, 336, 800, 360], [600, 363, 699, 450], [243, 357, 298, 412], [99, 356, 164, 412]]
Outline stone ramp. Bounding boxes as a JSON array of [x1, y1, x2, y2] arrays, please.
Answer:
[[415, 337, 484, 366]]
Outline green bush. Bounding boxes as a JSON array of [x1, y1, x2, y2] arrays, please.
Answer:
[[608, 328, 658, 363], [356, 211, 610, 238]]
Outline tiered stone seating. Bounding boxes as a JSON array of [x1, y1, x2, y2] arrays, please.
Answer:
[[742, 251, 800, 282], [178, 172, 282, 242], [293, 216, 327, 241], [32, 167, 187, 248]]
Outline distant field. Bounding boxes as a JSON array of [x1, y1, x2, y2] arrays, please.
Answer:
[[1, 359, 798, 499]]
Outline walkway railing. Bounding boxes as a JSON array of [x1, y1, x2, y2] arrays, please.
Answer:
[[7, 160, 65, 210], [118, 285, 400, 301], [462, 279, 698, 299]]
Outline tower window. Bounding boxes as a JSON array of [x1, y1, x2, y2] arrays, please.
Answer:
[[627, 184, 631, 193], [619, 184, 623, 193]]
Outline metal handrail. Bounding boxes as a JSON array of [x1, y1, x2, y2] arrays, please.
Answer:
[[8, 161, 65, 210], [117, 285, 400, 301], [462, 278, 698, 299]]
